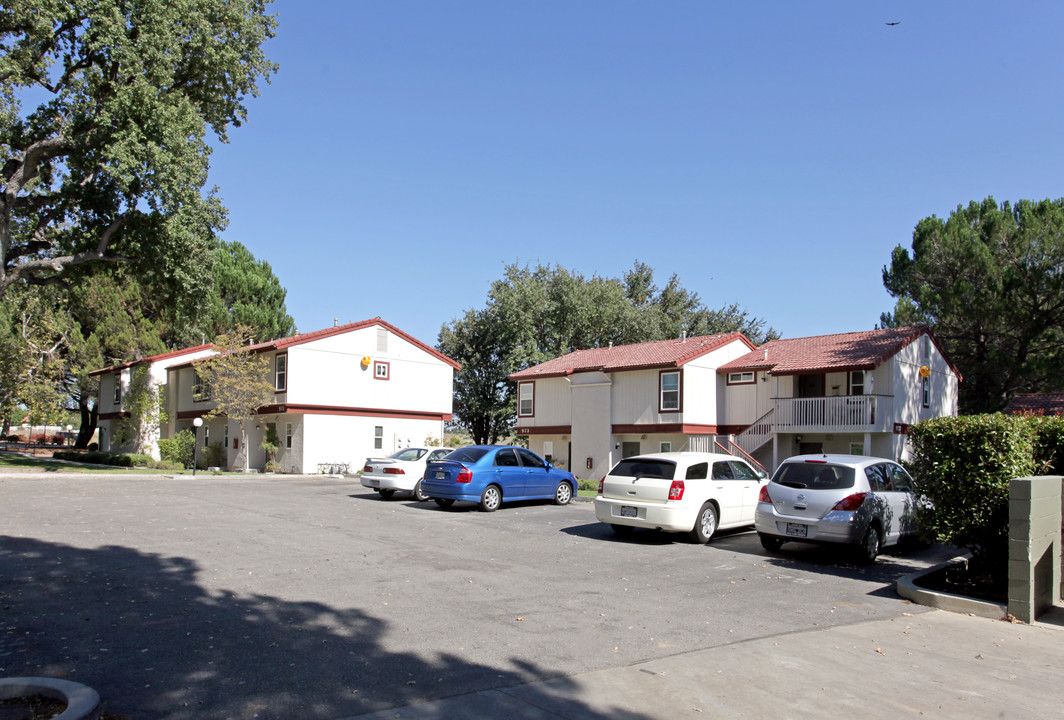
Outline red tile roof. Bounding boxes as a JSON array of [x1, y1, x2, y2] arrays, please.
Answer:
[[1003, 393, 1064, 416], [508, 333, 754, 380], [718, 326, 959, 377]]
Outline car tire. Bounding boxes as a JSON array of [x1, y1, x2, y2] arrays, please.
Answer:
[[855, 524, 881, 564], [479, 484, 502, 512], [433, 498, 455, 509], [610, 524, 635, 537], [412, 480, 428, 502], [759, 533, 784, 552], [689, 503, 718, 544], [553, 481, 573, 505], [377, 488, 396, 499]]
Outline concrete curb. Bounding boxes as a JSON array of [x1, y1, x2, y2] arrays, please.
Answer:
[[0, 677, 101, 720], [897, 556, 1008, 620]]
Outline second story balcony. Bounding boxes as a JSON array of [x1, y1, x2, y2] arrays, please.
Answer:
[[774, 394, 893, 433]]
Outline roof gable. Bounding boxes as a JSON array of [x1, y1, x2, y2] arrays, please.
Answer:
[[509, 333, 754, 380], [718, 326, 958, 376]]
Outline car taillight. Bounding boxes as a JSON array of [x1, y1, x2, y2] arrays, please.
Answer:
[[668, 480, 685, 501], [759, 485, 772, 503], [597, 478, 604, 494], [363, 465, 372, 473], [831, 492, 868, 512], [456, 467, 473, 483], [383, 467, 404, 475]]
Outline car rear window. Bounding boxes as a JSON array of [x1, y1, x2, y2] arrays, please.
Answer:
[[772, 462, 855, 490], [392, 448, 427, 462], [608, 459, 676, 480], [446, 447, 489, 463]]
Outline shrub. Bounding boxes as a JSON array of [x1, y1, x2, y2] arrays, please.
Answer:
[[577, 478, 598, 492], [153, 459, 184, 471], [158, 429, 195, 468], [906, 414, 1039, 574], [1026, 414, 1064, 474], [87, 442, 99, 452], [204, 442, 226, 469], [128, 453, 153, 467]]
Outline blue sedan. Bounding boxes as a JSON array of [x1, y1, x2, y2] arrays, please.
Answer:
[[420, 445, 577, 512]]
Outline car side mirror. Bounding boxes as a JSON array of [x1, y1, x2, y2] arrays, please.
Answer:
[[545, 461, 553, 470]]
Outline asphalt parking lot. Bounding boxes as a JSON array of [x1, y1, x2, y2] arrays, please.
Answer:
[[1, 473, 955, 719]]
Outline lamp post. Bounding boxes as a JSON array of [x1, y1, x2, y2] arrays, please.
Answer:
[[192, 417, 204, 476], [65, 424, 73, 447]]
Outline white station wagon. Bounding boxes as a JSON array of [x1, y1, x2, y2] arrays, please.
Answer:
[[594, 452, 768, 543]]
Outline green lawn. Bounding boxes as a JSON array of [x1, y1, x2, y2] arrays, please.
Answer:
[[0, 452, 178, 474]]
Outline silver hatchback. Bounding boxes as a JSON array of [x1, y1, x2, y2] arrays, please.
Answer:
[[754, 455, 920, 563]]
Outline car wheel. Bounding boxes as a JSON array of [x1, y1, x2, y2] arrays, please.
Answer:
[[479, 484, 502, 512], [759, 533, 784, 552], [377, 488, 396, 499], [855, 524, 881, 564], [433, 498, 455, 509], [610, 524, 635, 537], [553, 481, 573, 505], [412, 480, 428, 502], [689, 503, 718, 544]]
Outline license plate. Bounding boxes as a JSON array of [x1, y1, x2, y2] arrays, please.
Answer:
[[369, 479, 379, 487], [785, 523, 808, 538], [435, 471, 446, 480], [620, 506, 638, 518]]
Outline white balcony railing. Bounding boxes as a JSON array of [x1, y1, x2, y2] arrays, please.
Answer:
[[773, 395, 892, 433]]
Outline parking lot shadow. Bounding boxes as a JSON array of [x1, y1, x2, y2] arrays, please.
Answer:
[[0, 536, 654, 720]]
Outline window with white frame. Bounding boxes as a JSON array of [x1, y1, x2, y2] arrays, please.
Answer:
[[374, 425, 383, 450], [203, 425, 210, 448], [285, 422, 292, 449], [223, 424, 229, 449], [374, 361, 390, 380], [113, 373, 121, 404], [518, 382, 534, 416], [542, 440, 554, 462], [727, 371, 755, 385], [660, 371, 680, 411], [850, 370, 865, 395], [275, 354, 287, 391], [660, 441, 672, 453], [922, 376, 931, 408]]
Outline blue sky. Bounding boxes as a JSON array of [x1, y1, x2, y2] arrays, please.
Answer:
[[207, 1, 1064, 347]]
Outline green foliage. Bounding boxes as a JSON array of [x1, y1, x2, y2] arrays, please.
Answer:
[[158, 429, 195, 468], [110, 365, 167, 453], [194, 326, 274, 470], [53, 450, 134, 467], [439, 261, 776, 443], [883, 197, 1064, 413], [0, 0, 278, 296], [905, 414, 1049, 574], [207, 240, 296, 342], [261, 424, 279, 472], [0, 285, 70, 430], [204, 441, 227, 469], [577, 478, 599, 492], [153, 459, 184, 471]]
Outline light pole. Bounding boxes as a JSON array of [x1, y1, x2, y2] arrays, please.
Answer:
[[192, 418, 204, 476], [65, 424, 73, 446]]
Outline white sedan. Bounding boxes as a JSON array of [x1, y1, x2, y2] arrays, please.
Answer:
[[361, 447, 453, 500], [594, 452, 768, 543]]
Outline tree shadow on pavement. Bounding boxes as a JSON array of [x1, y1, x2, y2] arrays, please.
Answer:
[[0, 536, 652, 720]]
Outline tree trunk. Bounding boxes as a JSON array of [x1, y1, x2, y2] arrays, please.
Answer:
[[75, 399, 97, 448]]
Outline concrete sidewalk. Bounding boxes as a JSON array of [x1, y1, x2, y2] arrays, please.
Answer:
[[349, 609, 1063, 720]]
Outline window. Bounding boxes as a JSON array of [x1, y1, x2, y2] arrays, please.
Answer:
[[374, 425, 383, 450], [275, 354, 287, 392], [494, 449, 520, 467], [850, 370, 865, 396], [518, 382, 534, 417], [686, 462, 709, 480], [193, 374, 211, 402], [889, 464, 913, 492], [113, 374, 121, 404], [203, 425, 210, 448], [660, 370, 680, 412], [922, 376, 931, 408], [285, 422, 292, 449], [727, 371, 755, 385], [731, 462, 759, 480], [865, 464, 892, 492], [849, 442, 864, 455], [711, 462, 735, 480], [922, 334, 931, 360], [224, 424, 229, 449], [374, 361, 390, 380], [608, 458, 676, 480], [516, 448, 546, 468], [542, 440, 554, 463], [621, 441, 641, 459], [660, 441, 671, 453]]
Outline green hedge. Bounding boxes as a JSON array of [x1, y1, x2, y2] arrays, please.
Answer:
[[906, 413, 1064, 573], [53, 450, 136, 467], [158, 430, 195, 468]]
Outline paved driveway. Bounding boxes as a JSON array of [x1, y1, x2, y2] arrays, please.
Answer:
[[0, 474, 952, 719]]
